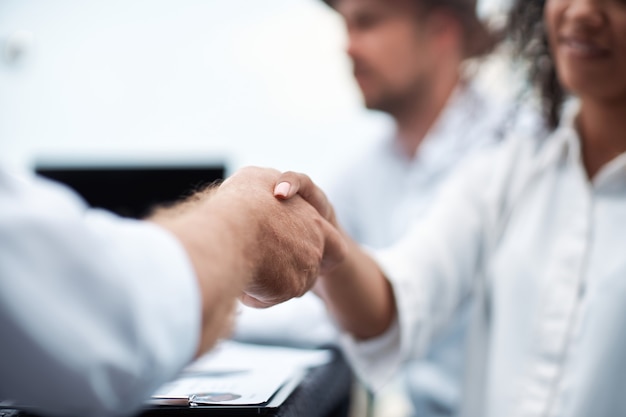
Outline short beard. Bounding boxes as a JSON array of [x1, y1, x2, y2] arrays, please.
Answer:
[[363, 76, 431, 119]]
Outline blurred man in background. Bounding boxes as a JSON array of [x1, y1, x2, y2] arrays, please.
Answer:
[[323, 1, 512, 416], [326, 0, 504, 244]]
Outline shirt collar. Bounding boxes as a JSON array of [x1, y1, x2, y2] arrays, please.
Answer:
[[536, 98, 583, 171], [427, 80, 486, 140], [538, 98, 626, 190], [407, 80, 489, 159]]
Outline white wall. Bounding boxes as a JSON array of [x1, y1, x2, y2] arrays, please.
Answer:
[[0, 0, 392, 188]]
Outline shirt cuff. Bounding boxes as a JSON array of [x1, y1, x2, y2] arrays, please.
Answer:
[[339, 319, 402, 393]]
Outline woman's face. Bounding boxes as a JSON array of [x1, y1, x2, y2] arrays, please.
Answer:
[[545, 0, 626, 103]]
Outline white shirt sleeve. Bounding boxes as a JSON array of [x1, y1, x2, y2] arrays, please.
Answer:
[[0, 171, 201, 417], [338, 144, 509, 392]]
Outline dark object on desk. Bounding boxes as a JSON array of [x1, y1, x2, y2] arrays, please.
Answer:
[[35, 164, 225, 219], [277, 351, 352, 417], [138, 349, 353, 417]]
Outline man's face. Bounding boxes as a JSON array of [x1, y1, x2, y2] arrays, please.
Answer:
[[335, 0, 440, 113]]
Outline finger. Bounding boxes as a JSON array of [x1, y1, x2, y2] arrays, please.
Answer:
[[273, 171, 312, 200], [274, 171, 334, 221], [273, 181, 294, 199], [320, 218, 348, 274], [239, 293, 275, 309]]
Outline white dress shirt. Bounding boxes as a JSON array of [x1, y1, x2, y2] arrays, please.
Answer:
[[341, 101, 626, 417], [0, 171, 200, 417]]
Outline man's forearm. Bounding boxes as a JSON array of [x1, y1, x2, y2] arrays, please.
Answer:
[[148, 187, 258, 356]]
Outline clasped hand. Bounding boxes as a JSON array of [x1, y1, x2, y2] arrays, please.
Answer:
[[219, 167, 346, 308]]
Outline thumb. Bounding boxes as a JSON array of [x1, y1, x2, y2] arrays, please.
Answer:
[[239, 293, 275, 309], [274, 171, 335, 222]]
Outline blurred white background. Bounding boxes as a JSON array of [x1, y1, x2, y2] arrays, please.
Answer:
[[0, 0, 511, 188], [0, 0, 394, 188]]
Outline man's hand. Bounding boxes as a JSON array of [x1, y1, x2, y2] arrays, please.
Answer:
[[150, 166, 347, 356], [218, 167, 346, 308]]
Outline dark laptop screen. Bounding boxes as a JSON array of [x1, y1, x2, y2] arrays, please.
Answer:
[[36, 164, 225, 219]]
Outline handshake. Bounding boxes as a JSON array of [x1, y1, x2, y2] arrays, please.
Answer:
[[149, 166, 352, 355]]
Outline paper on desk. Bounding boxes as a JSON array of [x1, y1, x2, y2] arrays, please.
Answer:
[[151, 368, 293, 405], [150, 341, 332, 406], [183, 340, 333, 375]]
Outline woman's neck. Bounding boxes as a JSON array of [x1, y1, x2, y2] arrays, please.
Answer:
[[577, 98, 626, 179]]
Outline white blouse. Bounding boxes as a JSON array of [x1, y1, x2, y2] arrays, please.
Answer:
[[327, 80, 539, 415], [341, 102, 626, 417]]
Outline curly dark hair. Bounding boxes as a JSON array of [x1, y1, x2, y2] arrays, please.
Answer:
[[507, 0, 565, 130]]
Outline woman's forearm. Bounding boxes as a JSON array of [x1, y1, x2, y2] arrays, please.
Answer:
[[315, 234, 397, 340]]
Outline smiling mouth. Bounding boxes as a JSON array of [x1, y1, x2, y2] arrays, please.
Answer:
[[559, 37, 611, 59]]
